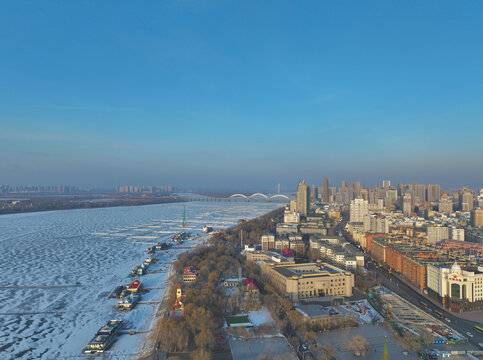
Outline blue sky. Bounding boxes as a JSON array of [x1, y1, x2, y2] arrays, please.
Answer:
[[1, 1, 482, 191]]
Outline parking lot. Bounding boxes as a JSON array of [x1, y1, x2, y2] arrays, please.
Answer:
[[311, 324, 419, 360]]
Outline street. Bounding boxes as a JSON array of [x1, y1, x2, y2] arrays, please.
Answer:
[[370, 262, 483, 348]]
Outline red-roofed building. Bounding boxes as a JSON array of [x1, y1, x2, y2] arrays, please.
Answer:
[[282, 248, 294, 258], [241, 278, 259, 300], [183, 266, 197, 283], [127, 279, 142, 293]]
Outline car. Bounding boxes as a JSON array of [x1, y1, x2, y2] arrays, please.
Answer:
[[402, 351, 409, 356], [466, 332, 474, 338]]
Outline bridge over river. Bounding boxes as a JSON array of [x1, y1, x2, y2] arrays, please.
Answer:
[[181, 193, 293, 203]]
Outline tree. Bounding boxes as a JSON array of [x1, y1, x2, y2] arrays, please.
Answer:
[[347, 335, 370, 357], [319, 343, 337, 360]]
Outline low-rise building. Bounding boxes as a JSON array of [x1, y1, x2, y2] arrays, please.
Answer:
[[246, 250, 295, 264], [295, 304, 357, 330], [260, 262, 354, 302], [183, 266, 197, 283]]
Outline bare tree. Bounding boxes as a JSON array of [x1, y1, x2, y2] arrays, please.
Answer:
[[346, 335, 370, 357]]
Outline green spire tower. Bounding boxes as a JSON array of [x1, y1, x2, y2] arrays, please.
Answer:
[[381, 336, 389, 360], [182, 204, 186, 228]]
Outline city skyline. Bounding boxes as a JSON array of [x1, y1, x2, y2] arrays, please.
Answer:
[[1, 1, 483, 190]]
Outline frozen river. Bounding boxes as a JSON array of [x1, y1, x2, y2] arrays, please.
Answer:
[[0, 201, 280, 359]]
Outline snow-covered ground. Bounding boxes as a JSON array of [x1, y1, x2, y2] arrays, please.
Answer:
[[0, 201, 280, 359], [248, 307, 273, 327]]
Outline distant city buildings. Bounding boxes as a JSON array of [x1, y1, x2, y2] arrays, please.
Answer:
[[427, 184, 441, 202], [0, 184, 93, 194], [459, 191, 474, 212], [382, 180, 391, 190], [115, 185, 175, 194]]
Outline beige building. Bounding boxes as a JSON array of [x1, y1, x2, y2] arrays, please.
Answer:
[[427, 263, 483, 303], [261, 234, 275, 251], [471, 208, 483, 227], [460, 192, 474, 212], [283, 208, 300, 224], [297, 181, 310, 216], [350, 198, 368, 223], [427, 184, 441, 202], [246, 250, 295, 264], [261, 262, 354, 301], [427, 225, 449, 244]]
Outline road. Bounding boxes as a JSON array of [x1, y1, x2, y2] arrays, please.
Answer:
[[368, 261, 483, 348], [338, 214, 483, 350]]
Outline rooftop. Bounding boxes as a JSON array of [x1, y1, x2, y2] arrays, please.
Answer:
[[272, 262, 344, 278]]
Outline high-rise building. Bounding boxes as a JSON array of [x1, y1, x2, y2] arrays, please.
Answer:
[[439, 194, 453, 213], [385, 189, 397, 210], [350, 198, 368, 223], [427, 184, 441, 202], [311, 184, 318, 201], [363, 214, 390, 233], [296, 181, 310, 216], [402, 193, 412, 215], [478, 189, 483, 208], [460, 192, 474, 212], [427, 226, 449, 244], [322, 176, 329, 203], [351, 181, 361, 200], [450, 228, 465, 241], [414, 184, 426, 203], [471, 208, 483, 227], [383, 180, 391, 190]]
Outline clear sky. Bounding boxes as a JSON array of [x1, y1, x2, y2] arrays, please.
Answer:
[[1, 1, 482, 191]]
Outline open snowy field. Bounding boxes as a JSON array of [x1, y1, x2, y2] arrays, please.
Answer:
[[0, 201, 280, 359]]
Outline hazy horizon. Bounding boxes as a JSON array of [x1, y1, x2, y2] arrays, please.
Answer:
[[1, 1, 482, 190]]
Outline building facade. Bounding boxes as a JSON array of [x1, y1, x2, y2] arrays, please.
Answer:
[[427, 263, 483, 305], [350, 198, 368, 223], [261, 262, 354, 301], [297, 181, 310, 216]]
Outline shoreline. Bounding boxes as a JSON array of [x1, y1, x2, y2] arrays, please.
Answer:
[[0, 196, 186, 217]]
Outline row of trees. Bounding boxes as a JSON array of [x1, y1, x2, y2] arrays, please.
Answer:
[[209, 207, 284, 247], [155, 245, 249, 359]]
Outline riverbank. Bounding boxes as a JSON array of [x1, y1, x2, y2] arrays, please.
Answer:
[[145, 207, 285, 360], [0, 200, 280, 359], [0, 194, 184, 216]]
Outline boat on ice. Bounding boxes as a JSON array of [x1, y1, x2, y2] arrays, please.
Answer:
[[116, 292, 140, 310], [202, 225, 213, 233], [170, 232, 189, 243], [155, 242, 172, 251], [127, 279, 142, 293], [83, 319, 123, 354]]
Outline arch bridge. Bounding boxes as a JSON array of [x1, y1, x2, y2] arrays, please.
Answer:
[[228, 193, 291, 201]]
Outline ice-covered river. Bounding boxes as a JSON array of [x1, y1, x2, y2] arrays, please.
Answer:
[[0, 200, 280, 359]]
